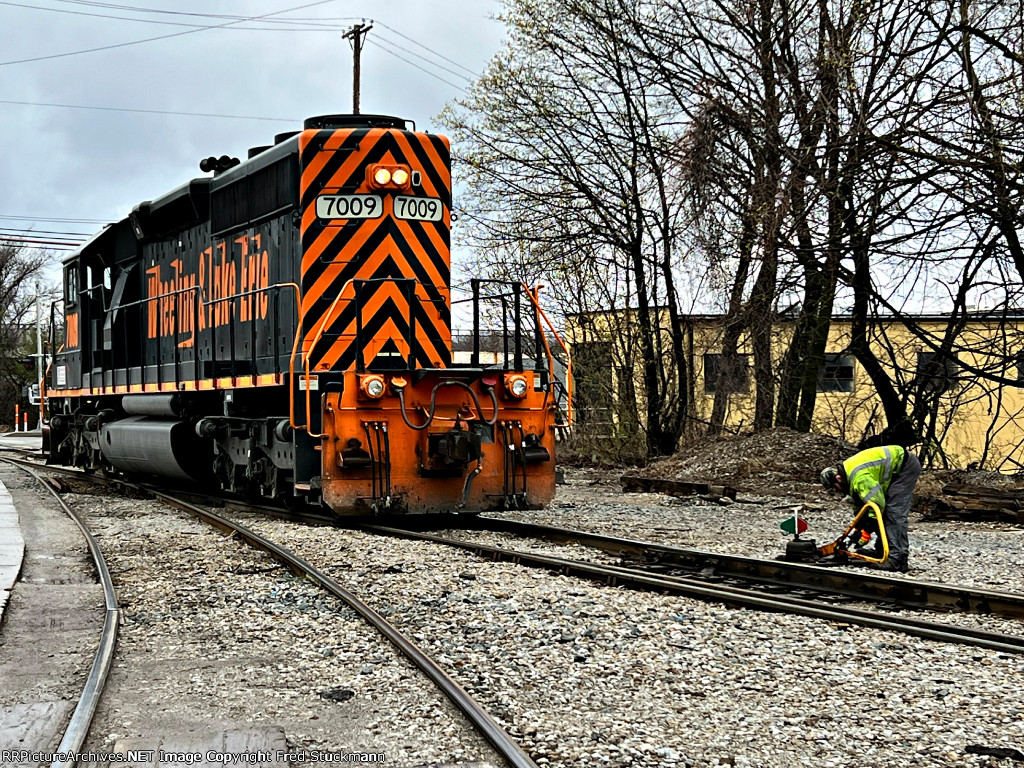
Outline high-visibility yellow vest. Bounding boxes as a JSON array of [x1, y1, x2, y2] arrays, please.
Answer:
[[841, 445, 906, 515]]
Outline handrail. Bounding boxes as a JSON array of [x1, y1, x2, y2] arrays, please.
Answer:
[[296, 278, 427, 435], [111, 280, 296, 314], [296, 279, 357, 435], [51, 281, 301, 393], [522, 283, 573, 427]]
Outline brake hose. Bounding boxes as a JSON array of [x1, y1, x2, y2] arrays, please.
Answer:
[[394, 380, 499, 431]]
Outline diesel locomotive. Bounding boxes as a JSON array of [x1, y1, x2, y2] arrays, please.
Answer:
[[45, 114, 569, 514]]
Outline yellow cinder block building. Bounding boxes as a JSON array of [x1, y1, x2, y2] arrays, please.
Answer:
[[568, 311, 1024, 470]]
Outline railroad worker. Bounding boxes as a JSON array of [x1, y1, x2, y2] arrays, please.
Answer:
[[818, 445, 922, 573]]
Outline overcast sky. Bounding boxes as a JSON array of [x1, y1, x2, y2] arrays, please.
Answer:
[[1, 0, 505, 271]]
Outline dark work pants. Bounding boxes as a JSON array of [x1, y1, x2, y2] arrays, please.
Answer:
[[884, 451, 921, 564]]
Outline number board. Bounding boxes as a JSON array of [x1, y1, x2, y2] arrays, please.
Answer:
[[316, 195, 384, 220], [394, 196, 444, 222]]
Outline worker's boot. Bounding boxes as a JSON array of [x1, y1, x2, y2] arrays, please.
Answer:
[[869, 557, 909, 573]]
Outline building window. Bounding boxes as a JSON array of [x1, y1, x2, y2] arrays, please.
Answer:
[[818, 354, 855, 393], [574, 341, 614, 424], [704, 353, 750, 394], [916, 351, 959, 394]]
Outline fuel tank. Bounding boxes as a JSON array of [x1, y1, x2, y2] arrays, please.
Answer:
[[98, 416, 211, 483]]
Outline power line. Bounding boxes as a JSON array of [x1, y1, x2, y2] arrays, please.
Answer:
[[2, 1, 357, 31], [1, 232, 87, 242], [55, 0, 260, 16], [0, 236, 85, 249], [0, 214, 107, 224], [367, 39, 468, 93], [373, 20, 478, 77], [0, 0, 338, 67], [0, 226, 92, 236], [0, 1, 228, 28], [6, 3, 483, 82], [374, 30, 474, 83], [53, 0, 352, 26], [0, 99, 297, 122]]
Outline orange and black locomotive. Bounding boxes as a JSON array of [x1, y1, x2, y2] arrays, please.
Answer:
[[46, 114, 568, 514]]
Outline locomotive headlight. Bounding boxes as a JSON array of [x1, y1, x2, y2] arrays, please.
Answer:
[[373, 167, 392, 185], [360, 374, 387, 399], [505, 374, 529, 399], [391, 168, 410, 186]]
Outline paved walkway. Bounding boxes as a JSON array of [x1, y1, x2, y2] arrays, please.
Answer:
[[0, 428, 44, 452], [0, 473, 24, 625]]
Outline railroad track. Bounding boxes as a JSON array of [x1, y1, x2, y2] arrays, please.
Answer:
[[351, 516, 1024, 656], [0, 458, 120, 767], [468, 516, 1024, 619], [8, 449, 1024, 656], [0, 453, 538, 768]]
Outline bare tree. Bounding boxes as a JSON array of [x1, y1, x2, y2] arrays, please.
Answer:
[[0, 244, 53, 429], [445, 0, 1024, 466], [441, 0, 690, 458]]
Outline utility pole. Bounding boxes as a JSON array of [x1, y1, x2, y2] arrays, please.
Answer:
[[342, 22, 373, 114], [34, 281, 43, 429]]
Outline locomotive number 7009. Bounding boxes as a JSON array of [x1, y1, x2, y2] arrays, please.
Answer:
[[394, 196, 444, 222], [316, 194, 384, 219]]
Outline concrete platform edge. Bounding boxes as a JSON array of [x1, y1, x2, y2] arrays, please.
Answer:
[[0, 473, 25, 628]]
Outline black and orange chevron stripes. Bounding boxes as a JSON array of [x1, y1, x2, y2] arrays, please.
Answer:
[[299, 127, 452, 372]]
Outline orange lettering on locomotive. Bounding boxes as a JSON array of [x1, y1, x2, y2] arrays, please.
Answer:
[[146, 266, 160, 338], [197, 239, 270, 329], [258, 250, 269, 318], [145, 260, 197, 347], [236, 235, 252, 322]]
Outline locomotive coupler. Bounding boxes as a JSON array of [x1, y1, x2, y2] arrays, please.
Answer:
[[428, 426, 482, 466]]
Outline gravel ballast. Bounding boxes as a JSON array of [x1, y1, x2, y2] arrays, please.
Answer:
[[54, 467, 1024, 768], [69, 488, 501, 767]]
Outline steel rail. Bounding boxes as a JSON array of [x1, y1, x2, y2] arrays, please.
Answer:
[[0, 459, 121, 768], [363, 524, 1024, 656], [149, 491, 538, 768], [9, 453, 1021, 650], [471, 516, 1024, 619], [7, 450, 1023, 622], [0, 455, 538, 766]]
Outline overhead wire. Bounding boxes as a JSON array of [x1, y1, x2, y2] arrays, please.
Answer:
[[52, 0, 351, 25], [0, 236, 85, 250], [4, 3, 482, 79], [0, 1, 358, 31], [3, 3, 483, 97], [372, 30, 476, 82], [0, 237, 84, 245], [373, 20, 478, 77], [0, 0, 338, 66], [1, 6, 487, 231], [368, 39, 469, 92], [0, 214, 106, 224], [0, 226, 92, 236], [0, 99, 296, 122]]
